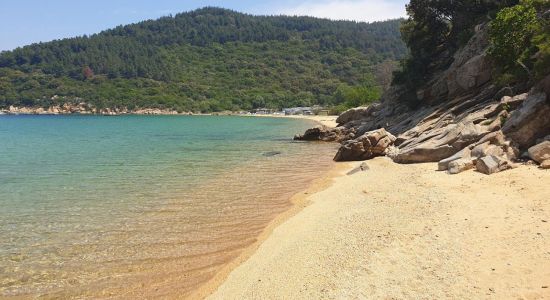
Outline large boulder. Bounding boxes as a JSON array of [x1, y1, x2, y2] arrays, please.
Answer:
[[334, 128, 396, 161], [335, 105, 379, 126], [527, 141, 550, 164], [502, 92, 550, 149], [294, 126, 352, 142], [475, 155, 514, 175], [394, 121, 489, 164]]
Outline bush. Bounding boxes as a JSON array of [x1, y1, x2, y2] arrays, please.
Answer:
[[488, 0, 550, 83]]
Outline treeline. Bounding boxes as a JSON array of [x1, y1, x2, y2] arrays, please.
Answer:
[[0, 7, 407, 111]]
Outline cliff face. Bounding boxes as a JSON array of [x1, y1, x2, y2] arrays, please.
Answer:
[[317, 23, 550, 174]]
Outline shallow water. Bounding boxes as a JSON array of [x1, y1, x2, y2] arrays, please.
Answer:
[[0, 115, 337, 298]]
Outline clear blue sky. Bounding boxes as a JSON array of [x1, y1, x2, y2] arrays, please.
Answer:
[[0, 0, 408, 51]]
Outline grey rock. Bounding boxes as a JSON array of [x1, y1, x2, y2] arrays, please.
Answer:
[[334, 128, 396, 161], [527, 141, 550, 164], [346, 162, 370, 175], [475, 155, 514, 175], [476, 156, 500, 175], [263, 151, 282, 157], [448, 158, 475, 174], [438, 147, 472, 171], [502, 92, 550, 149], [336, 107, 375, 126], [294, 126, 352, 142]]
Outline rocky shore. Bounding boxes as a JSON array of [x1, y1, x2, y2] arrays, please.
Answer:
[[295, 23, 550, 173], [0, 103, 192, 116]]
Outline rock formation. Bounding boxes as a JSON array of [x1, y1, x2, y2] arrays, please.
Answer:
[[333, 128, 396, 161], [295, 22, 549, 175], [294, 126, 353, 142]]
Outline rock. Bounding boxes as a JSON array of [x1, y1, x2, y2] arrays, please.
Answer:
[[540, 160, 550, 169], [294, 126, 351, 142], [475, 155, 514, 175], [447, 53, 492, 96], [438, 147, 472, 171], [334, 128, 396, 161], [394, 121, 489, 164], [471, 142, 504, 158], [476, 156, 500, 174], [263, 151, 281, 157], [502, 92, 550, 149], [527, 141, 550, 164], [448, 158, 475, 174], [346, 162, 370, 175], [336, 105, 378, 126]]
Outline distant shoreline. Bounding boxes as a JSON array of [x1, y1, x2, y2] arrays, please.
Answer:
[[0, 108, 339, 128], [243, 114, 338, 128]]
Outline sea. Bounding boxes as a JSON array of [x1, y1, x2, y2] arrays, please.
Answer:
[[0, 115, 337, 298]]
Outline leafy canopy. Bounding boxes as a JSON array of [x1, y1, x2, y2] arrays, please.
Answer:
[[489, 0, 550, 83]]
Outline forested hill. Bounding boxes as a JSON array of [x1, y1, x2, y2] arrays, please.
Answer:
[[0, 7, 406, 112]]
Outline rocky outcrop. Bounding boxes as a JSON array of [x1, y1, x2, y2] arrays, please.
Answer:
[[502, 92, 550, 150], [293, 126, 353, 142], [393, 121, 490, 164], [336, 106, 379, 126], [294, 22, 548, 176], [334, 128, 395, 161]]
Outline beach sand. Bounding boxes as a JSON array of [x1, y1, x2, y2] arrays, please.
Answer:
[[246, 114, 338, 128], [207, 157, 550, 299]]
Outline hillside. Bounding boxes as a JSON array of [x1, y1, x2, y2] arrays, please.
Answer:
[[297, 0, 549, 172], [0, 7, 406, 113]]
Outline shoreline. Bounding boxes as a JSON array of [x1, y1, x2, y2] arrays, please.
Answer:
[[188, 112, 341, 298], [245, 114, 338, 128], [190, 162, 350, 299], [206, 158, 550, 299]]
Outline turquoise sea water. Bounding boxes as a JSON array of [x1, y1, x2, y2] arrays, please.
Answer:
[[0, 115, 337, 298]]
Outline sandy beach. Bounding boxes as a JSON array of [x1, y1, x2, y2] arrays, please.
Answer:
[[246, 114, 339, 128], [207, 158, 550, 299]]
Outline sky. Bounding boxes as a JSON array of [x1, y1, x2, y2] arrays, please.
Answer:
[[0, 0, 408, 51]]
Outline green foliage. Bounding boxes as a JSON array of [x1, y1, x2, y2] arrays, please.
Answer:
[[332, 75, 381, 109], [394, 0, 519, 105], [489, 0, 550, 84], [0, 8, 407, 112]]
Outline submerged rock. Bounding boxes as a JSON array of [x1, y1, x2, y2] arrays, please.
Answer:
[[263, 151, 282, 157]]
